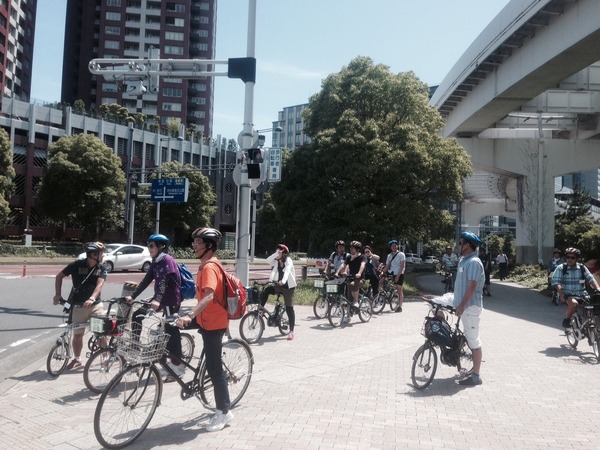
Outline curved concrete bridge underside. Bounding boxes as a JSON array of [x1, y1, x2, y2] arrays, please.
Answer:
[[430, 0, 600, 263]]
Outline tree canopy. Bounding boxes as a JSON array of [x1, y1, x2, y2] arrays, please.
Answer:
[[268, 57, 472, 255], [37, 134, 125, 239], [0, 128, 15, 224]]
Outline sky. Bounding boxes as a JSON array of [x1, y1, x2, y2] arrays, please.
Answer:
[[31, 0, 512, 141]]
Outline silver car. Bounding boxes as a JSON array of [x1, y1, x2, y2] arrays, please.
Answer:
[[78, 243, 152, 273]]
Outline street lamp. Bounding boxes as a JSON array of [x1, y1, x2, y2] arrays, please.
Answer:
[[156, 136, 183, 233]]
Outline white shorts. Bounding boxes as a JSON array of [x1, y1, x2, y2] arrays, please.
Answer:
[[461, 306, 482, 349]]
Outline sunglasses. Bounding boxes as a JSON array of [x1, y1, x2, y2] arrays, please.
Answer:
[[566, 255, 577, 260]]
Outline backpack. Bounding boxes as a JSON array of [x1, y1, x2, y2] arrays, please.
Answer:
[[561, 262, 586, 279], [205, 261, 247, 320], [178, 263, 197, 299]]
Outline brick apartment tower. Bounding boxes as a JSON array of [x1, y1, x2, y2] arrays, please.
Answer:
[[0, 0, 36, 100], [61, 0, 216, 137]]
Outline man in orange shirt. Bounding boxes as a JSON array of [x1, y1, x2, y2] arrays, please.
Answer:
[[176, 227, 232, 432]]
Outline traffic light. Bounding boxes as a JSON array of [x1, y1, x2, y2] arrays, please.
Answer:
[[246, 148, 264, 179]]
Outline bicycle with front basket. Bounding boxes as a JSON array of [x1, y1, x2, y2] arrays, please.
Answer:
[[411, 299, 473, 390], [239, 281, 291, 343], [83, 297, 195, 394], [312, 275, 338, 319], [93, 302, 253, 449], [326, 276, 373, 327]]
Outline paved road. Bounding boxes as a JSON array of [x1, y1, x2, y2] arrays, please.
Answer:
[[1, 275, 599, 449]]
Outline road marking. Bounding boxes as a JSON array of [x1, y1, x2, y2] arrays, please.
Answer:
[[10, 339, 32, 347]]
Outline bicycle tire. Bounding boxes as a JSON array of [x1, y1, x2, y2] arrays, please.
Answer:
[[180, 333, 195, 363], [84, 347, 125, 394], [389, 291, 400, 312], [456, 336, 474, 377], [592, 327, 600, 362], [239, 311, 265, 344], [313, 294, 329, 319], [411, 343, 437, 390], [278, 309, 291, 336], [371, 293, 386, 314], [46, 340, 69, 377], [565, 326, 578, 349], [327, 298, 345, 328], [94, 364, 162, 449], [198, 338, 254, 410], [358, 297, 373, 323]]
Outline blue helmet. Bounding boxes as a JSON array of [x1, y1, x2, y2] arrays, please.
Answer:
[[389, 239, 399, 246], [460, 231, 483, 246], [147, 233, 169, 245]]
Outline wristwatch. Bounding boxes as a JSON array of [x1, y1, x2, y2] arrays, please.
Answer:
[[187, 312, 195, 320]]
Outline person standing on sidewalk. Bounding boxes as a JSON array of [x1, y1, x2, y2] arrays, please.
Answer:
[[380, 239, 406, 312], [175, 227, 232, 432], [53, 242, 108, 370], [267, 244, 297, 340], [496, 251, 508, 281], [453, 231, 485, 386], [126, 234, 183, 381]]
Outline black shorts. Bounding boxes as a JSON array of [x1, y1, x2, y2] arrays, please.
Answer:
[[393, 274, 404, 286]]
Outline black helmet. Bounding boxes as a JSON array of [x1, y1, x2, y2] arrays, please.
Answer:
[[192, 227, 222, 244], [147, 233, 169, 245], [459, 231, 483, 246], [83, 242, 105, 254]]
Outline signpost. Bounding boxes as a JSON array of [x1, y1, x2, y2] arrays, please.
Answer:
[[151, 177, 189, 203], [267, 147, 282, 182]]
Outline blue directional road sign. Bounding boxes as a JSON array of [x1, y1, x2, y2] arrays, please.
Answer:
[[151, 178, 189, 203]]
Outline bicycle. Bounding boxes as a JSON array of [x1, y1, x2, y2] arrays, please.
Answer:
[[46, 299, 101, 377], [411, 299, 473, 390], [312, 276, 337, 319], [83, 298, 196, 394], [326, 276, 373, 327], [94, 304, 253, 449], [564, 293, 600, 361], [371, 273, 400, 314], [239, 281, 290, 343]]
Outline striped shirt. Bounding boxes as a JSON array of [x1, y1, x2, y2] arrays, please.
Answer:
[[453, 251, 485, 309]]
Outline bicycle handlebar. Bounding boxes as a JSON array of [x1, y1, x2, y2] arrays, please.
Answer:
[[423, 298, 456, 314]]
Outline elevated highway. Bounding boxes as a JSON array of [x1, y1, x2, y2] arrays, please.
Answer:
[[430, 0, 600, 263]]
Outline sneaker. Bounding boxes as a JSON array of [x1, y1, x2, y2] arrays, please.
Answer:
[[562, 318, 571, 328], [206, 410, 233, 432], [167, 361, 185, 378], [343, 316, 351, 323], [353, 302, 359, 309], [287, 331, 294, 341], [67, 359, 82, 370], [458, 375, 482, 386], [396, 306, 403, 313]]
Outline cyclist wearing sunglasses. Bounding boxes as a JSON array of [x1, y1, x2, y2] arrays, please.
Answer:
[[551, 247, 600, 328]]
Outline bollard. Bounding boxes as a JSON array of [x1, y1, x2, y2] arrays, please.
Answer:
[[22, 260, 27, 278], [301, 265, 307, 281]]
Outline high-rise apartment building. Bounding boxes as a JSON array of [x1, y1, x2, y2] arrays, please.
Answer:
[[0, 0, 36, 100], [61, 0, 216, 136], [272, 103, 311, 149]]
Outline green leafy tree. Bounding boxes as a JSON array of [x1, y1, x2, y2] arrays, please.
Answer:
[[37, 134, 126, 239], [73, 99, 85, 115], [137, 161, 216, 245], [0, 128, 15, 224], [269, 57, 472, 255], [555, 184, 595, 251]]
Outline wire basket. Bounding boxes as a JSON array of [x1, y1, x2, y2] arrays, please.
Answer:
[[115, 321, 170, 364]]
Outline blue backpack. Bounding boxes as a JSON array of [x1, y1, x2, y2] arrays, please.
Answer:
[[178, 263, 196, 299]]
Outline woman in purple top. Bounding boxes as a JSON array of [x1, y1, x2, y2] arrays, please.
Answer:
[[126, 234, 184, 379]]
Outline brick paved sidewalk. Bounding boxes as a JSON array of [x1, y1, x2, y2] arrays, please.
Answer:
[[1, 276, 599, 449]]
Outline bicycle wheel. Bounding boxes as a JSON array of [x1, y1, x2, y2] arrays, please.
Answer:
[[455, 336, 474, 377], [591, 327, 600, 362], [46, 340, 69, 377], [411, 343, 437, 390], [389, 291, 400, 312], [327, 299, 345, 328], [358, 297, 373, 323], [199, 338, 254, 410], [313, 294, 329, 319], [84, 348, 124, 394], [239, 311, 265, 344], [180, 333, 195, 363], [278, 309, 291, 336], [371, 293, 386, 314], [94, 364, 162, 449], [565, 326, 578, 349]]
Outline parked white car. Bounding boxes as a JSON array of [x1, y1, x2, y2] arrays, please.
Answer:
[[78, 243, 152, 273], [424, 256, 439, 265], [405, 253, 423, 264]]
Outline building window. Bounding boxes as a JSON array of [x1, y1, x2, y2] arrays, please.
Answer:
[[102, 83, 118, 92], [165, 17, 185, 27], [107, 0, 122, 5], [162, 103, 182, 112], [164, 46, 183, 55], [105, 26, 120, 35], [165, 31, 184, 41], [106, 12, 122, 21], [166, 3, 186, 13], [105, 40, 120, 50], [163, 87, 182, 97], [200, 2, 210, 10]]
